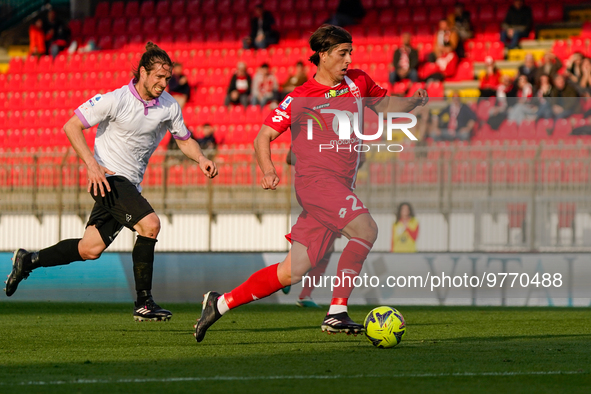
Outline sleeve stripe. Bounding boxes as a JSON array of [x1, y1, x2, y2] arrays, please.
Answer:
[[173, 131, 192, 140], [74, 108, 91, 129]]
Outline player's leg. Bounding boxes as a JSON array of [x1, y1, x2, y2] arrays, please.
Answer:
[[194, 242, 312, 342], [4, 205, 109, 297], [320, 213, 377, 334], [131, 212, 172, 321], [297, 243, 334, 308]]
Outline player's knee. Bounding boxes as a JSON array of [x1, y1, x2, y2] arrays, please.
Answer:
[[79, 244, 104, 260], [364, 218, 379, 244], [137, 216, 161, 238], [352, 217, 378, 244]]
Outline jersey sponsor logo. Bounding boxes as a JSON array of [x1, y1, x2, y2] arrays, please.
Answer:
[[324, 87, 349, 99], [271, 109, 290, 123], [88, 94, 103, 107], [279, 96, 292, 110], [126, 214, 132, 222]]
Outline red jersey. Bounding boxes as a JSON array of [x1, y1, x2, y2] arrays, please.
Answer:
[[264, 69, 387, 189]]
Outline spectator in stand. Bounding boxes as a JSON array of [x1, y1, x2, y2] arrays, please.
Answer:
[[251, 63, 279, 107], [391, 202, 419, 253], [196, 123, 217, 152], [244, 4, 279, 50], [535, 74, 553, 99], [168, 63, 191, 109], [430, 19, 461, 62], [280, 61, 307, 101], [431, 91, 477, 141], [479, 56, 502, 98], [565, 52, 584, 85], [518, 53, 537, 85], [389, 32, 419, 84], [507, 74, 535, 124], [500, 0, 533, 49], [225, 62, 251, 107], [576, 57, 591, 97], [426, 44, 459, 82], [326, 0, 366, 27], [537, 74, 579, 119], [44, 9, 69, 58], [29, 18, 46, 56], [534, 52, 562, 86], [448, 3, 473, 40]]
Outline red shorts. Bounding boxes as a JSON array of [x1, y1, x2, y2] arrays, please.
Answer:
[[287, 177, 369, 266]]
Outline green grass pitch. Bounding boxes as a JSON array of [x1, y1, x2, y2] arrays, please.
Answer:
[[0, 302, 589, 393]]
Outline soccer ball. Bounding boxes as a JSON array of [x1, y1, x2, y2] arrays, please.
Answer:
[[364, 306, 406, 348]]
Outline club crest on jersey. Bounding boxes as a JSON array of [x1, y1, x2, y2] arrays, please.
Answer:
[[325, 87, 349, 99], [279, 96, 292, 110]]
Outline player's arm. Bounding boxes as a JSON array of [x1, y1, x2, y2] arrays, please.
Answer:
[[63, 115, 114, 197], [175, 137, 218, 178], [254, 124, 281, 190], [371, 89, 429, 114]]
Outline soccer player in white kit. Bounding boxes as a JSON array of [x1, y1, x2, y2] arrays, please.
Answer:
[[4, 42, 218, 321]]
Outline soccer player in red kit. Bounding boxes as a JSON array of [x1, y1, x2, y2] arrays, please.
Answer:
[[195, 25, 428, 342]]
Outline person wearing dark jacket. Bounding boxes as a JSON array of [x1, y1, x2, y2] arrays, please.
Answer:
[[327, 0, 366, 27], [389, 33, 419, 84], [500, 0, 533, 49], [244, 4, 278, 49], [225, 62, 251, 107]]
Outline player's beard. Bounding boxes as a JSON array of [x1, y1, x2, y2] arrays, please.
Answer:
[[144, 81, 163, 100]]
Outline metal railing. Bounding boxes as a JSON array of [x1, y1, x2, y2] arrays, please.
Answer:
[[1, 142, 591, 251]]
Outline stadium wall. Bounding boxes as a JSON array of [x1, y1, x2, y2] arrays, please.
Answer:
[[1, 252, 589, 307], [1, 212, 591, 252]]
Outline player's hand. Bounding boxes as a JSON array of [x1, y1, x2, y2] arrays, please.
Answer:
[[261, 171, 279, 190], [86, 160, 115, 197], [413, 89, 429, 107], [199, 158, 218, 178]]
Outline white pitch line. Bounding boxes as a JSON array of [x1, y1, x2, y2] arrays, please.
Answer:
[[0, 370, 587, 386]]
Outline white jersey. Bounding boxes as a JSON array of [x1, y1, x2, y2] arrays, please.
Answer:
[[75, 79, 191, 191]]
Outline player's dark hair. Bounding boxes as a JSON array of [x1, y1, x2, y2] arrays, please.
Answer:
[[132, 42, 173, 80], [308, 25, 352, 66], [395, 202, 415, 222]]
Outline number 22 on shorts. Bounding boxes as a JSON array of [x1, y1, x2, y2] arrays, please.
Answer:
[[339, 195, 366, 218]]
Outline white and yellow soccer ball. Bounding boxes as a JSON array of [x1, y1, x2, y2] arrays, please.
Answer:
[[364, 306, 406, 348]]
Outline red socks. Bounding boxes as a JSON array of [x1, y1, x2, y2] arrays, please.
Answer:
[[331, 237, 373, 304], [224, 263, 283, 309]]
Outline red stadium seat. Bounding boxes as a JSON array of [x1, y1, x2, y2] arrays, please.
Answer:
[[81, 17, 96, 37], [127, 17, 141, 35], [94, 2, 110, 18], [172, 15, 188, 34], [110, 1, 124, 17], [412, 9, 427, 24], [235, 14, 249, 31], [96, 18, 111, 36], [532, 5, 546, 24], [396, 8, 410, 25], [158, 16, 173, 34], [112, 17, 126, 35], [69, 19, 82, 38], [169, 0, 185, 16], [185, 0, 200, 15], [125, 1, 140, 17], [156, 0, 171, 15], [97, 35, 113, 50], [143, 17, 157, 35], [546, 4, 563, 22], [428, 7, 445, 23], [219, 15, 234, 31], [203, 16, 218, 31], [310, 0, 326, 11], [478, 5, 495, 23]]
